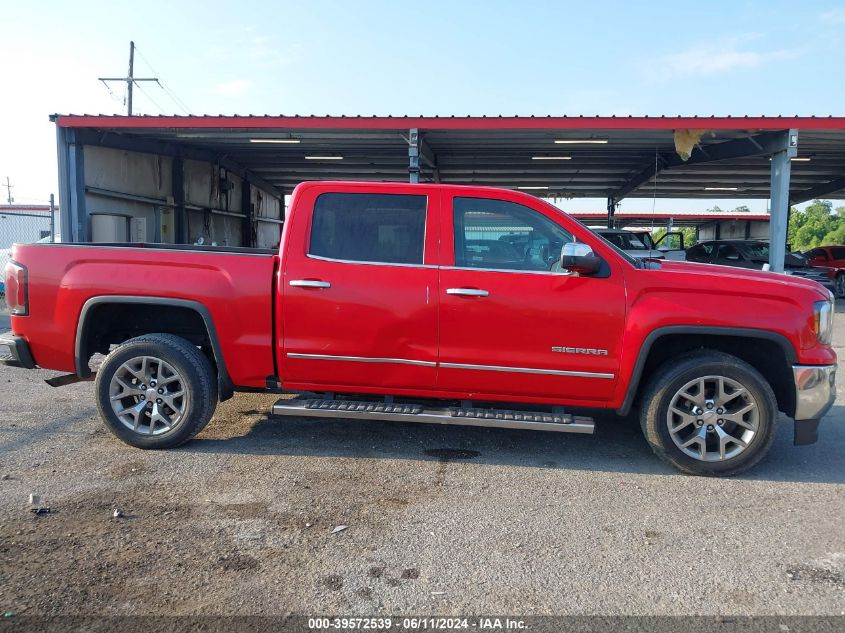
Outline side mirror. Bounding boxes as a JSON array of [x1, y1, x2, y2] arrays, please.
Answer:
[[560, 242, 602, 275]]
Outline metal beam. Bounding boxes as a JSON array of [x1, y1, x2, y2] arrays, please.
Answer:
[[241, 178, 254, 247], [172, 158, 186, 243], [408, 128, 420, 183], [609, 131, 799, 202], [55, 126, 73, 242], [789, 174, 845, 205], [66, 132, 87, 242], [769, 130, 798, 272], [606, 198, 617, 229]]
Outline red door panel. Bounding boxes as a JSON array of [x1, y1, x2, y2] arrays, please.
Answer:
[[437, 191, 626, 404], [438, 268, 625, 402], [279, 183, 440, 391]]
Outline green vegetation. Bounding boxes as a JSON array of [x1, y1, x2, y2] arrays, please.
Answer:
[[653, 226, 699, 249], [787, 200, 845, 251]]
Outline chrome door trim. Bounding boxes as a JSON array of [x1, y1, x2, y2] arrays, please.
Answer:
[[446, 288, 490, 297], [289, 280, 332, 288], [439, 361, 614, 379], [287, 353, 437, 367]]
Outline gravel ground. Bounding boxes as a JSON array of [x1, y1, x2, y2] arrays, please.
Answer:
[[0, 308, 844, 617]]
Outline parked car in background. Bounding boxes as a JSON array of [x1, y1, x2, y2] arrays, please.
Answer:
[[802, 245, 845, 298], [593, 228, 686, 261], [686, 240, 836, 293]]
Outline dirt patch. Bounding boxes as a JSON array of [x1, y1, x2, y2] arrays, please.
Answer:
[[110, 460, 147, 479], [215, 553, 260, 572], [320, 575, 344, 591], [787, 565, 844, 586]]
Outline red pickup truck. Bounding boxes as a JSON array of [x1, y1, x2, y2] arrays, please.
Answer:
[[1, 182, 836, 476]]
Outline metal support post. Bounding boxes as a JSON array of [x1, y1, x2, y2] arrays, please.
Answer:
[[408, 128, 420, 184], [768, 129, 798, 272], [49, 193, 56, 242], [606, 198, 617, 229]]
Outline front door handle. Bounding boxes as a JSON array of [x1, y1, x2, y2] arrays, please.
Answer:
[[446, 288, 489, 297], [290, 279, 332, 289]]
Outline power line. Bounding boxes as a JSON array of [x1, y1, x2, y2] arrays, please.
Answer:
[[133, 44, 193, 115], [132, 80, 169, 115]]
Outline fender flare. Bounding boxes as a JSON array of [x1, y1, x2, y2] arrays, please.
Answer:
[[75, 295, 234, 401], [617, 325, 798, 416]]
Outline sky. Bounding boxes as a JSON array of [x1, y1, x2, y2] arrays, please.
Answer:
[[1, 0, 843, 212]]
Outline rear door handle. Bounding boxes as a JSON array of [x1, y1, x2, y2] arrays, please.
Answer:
[[446, 288, 489, 297], [289, 279, 332, 289]]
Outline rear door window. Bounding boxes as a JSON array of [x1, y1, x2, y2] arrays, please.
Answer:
[[831, 247, 845, 260], [309, 193, 427, 265]]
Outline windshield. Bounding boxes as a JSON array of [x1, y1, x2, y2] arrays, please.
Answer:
[[600, 232, 650, 251], [741, 241, 769, 260]]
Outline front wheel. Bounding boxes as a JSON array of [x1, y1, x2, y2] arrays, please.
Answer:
[[95, 333, 218, 449], [639, 351, 777, 476]]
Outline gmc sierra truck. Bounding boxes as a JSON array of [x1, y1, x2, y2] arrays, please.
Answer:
[[1, 182, 837, 476]]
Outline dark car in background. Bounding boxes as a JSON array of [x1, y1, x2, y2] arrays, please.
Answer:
[[686, 240, 836, 293], [802, 245, 845, 298]]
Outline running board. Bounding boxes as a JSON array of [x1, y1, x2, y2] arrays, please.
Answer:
[[271, 398, 595, 434]]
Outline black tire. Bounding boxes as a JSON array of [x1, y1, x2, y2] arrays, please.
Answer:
[[835, 273, 845, 300], [639, 351, 778, 476], [95, 333, 218, 449]]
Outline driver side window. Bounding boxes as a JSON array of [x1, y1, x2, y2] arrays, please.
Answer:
[[452, 197, 573, 272]]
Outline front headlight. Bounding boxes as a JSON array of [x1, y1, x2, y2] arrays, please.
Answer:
[[814, 298, 834, 345]]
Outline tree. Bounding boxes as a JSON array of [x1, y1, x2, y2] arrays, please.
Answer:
[[787, 200, 842, 251], [652, 226, 698, 249]]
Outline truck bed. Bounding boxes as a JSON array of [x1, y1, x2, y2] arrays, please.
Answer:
[[8, 242, 278, 388]]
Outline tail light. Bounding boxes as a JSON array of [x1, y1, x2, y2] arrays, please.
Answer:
[[4, 261, 28, 316]]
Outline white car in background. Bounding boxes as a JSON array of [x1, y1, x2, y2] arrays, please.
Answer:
[[593, 228, 686, 261]]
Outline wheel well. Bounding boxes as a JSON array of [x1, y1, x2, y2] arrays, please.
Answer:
[[78, 303, 215, 375], [633, 334, 795, 416]]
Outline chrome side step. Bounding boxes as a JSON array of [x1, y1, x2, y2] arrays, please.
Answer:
[[271, 398, 595, 434]]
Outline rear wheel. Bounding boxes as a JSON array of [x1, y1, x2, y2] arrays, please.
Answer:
[[639, 351, 777, 476], [95, 333, 218, 449]]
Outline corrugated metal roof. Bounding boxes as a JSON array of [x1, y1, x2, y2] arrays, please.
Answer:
[[52, 114, 845, 130], [52, 115, 845, 200]]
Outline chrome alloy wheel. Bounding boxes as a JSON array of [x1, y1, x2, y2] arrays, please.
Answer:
[[667, 375, 759, 462], [109, 355, 187, 435]]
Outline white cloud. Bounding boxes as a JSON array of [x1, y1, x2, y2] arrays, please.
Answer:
[[647, 40, 800, 80], [214, 79, 251, 96], [821, 8, 845, 24]]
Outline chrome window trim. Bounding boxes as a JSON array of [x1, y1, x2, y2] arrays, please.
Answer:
[[440, 265, 572, 276], [306, 254, 438, 269], [440, 362, 614, 379], [287, 353, 613, 379], [287, 353, 437, 367]]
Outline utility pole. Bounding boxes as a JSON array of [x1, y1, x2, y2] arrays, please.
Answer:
[[2, 177, 12, 204], [98, 41, 158, 115]]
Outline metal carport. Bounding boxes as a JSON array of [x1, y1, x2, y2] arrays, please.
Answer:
[[52, 114, 845, 271]]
